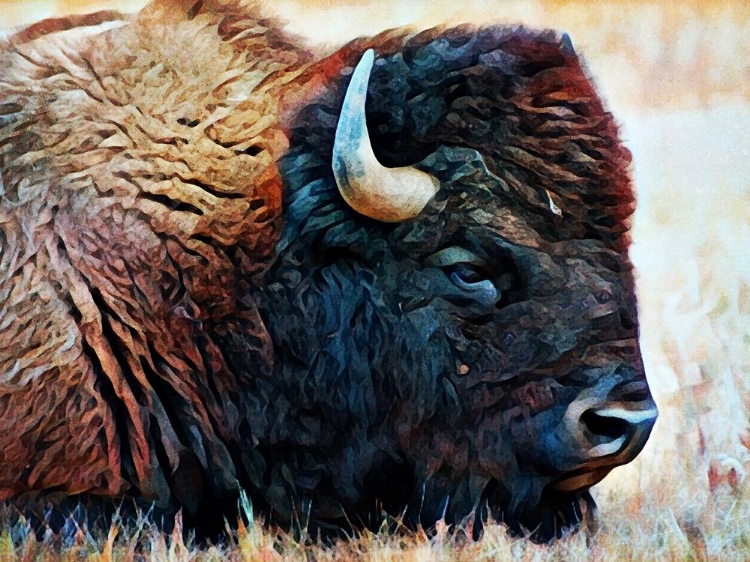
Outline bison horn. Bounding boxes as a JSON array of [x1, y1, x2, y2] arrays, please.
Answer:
[[332, 49, 439, 222]]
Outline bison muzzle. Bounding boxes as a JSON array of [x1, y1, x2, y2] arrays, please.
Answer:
[[0, 0, 657, 542]]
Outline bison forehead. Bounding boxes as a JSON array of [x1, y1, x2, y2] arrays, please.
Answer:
[[361, 27, 632, 250]]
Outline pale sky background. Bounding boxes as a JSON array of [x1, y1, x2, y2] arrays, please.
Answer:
[[1, 0, 749, 500]]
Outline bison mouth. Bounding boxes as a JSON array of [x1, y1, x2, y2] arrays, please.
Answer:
[[551, 467, 613, 493]]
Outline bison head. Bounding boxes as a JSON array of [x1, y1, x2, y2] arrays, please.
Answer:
[[0, 3, 656, 544], [236, 27, 657, 541]]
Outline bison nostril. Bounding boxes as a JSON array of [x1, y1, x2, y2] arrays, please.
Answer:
[[563, 379, 658, 469], [581, 410, 628, 440], [579, 405, 658, 458], [577, 409, 630, 458]]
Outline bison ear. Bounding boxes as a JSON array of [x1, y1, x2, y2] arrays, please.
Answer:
[[332, 49, 440, 223], [560, 32, 575, 55]]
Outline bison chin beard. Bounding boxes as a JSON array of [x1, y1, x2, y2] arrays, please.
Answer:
[[483, 482, 598, 543], [390, 471, 597, 544]]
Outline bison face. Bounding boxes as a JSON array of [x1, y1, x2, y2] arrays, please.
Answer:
[[245, 28, 657, 541]]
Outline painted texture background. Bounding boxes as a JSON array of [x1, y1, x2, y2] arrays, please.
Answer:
[[1, 0, 749, 554]]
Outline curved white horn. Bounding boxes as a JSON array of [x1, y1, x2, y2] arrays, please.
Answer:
[[332, 49, 439, 222]]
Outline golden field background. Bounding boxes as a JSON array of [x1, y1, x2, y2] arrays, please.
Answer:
[[1, 0, 749, 559]]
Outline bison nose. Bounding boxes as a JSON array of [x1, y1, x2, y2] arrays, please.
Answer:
[[564, 380, 657, 463], [578, 404, 657, 458]]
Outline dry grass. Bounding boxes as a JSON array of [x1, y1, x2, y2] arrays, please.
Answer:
[[1, 0, 749, 560], [1, 470, 749, 561]]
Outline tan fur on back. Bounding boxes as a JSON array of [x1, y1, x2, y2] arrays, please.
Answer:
[[0, 0, 308, 505]]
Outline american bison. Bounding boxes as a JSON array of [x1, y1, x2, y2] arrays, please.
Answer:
[[0, 0, 657, 542]]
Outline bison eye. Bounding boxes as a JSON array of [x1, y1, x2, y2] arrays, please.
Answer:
[[426, 247, 500, 304], [448, 264, 498, 302], [449, 263, 485, 285]]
